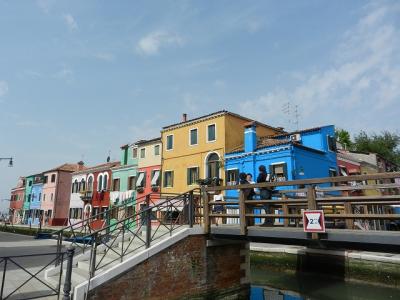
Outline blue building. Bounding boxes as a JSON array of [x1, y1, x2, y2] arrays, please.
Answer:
[[224, 122, 338, 222], [29, 179, 43, 225]]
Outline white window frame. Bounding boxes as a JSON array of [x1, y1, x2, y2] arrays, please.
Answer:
[[187, 165, 199, 186], [163, 170, 174, 188], [140, 148, 146, 159], [206, 123, 217, 143], [166, 134, 174, 151], [154, 144, 160, 156], [189, 128, 198, 146]]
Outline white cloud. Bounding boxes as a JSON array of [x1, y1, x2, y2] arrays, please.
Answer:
[[94, 53, 115, 62], [238, 2, 400, 133], [63, 13, 78, 31], [0, 81, 9, 98], [54, 66, 74, 83], [36, 0, 54, 14], [136, 31, 183, 56]]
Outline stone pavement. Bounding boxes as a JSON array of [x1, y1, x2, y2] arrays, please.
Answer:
[[0, 232, 64, 299]]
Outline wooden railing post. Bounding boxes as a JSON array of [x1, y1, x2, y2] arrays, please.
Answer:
[[344, 202, 353, 229], [282, 201, 289, 228], [307, 185, 318, 239], [239, 190, 247, 235], [201, 186, 210, 234]]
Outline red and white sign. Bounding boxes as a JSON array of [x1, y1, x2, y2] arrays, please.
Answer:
[[303, 210, 325, 233]]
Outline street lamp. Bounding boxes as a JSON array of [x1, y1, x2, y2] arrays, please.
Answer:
[[0, 157, 13, 167]]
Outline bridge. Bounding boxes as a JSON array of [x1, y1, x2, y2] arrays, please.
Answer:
[[0, 172, 399, 299]]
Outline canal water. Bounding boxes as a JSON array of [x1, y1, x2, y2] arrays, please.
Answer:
[[250, 268, 400, 300]]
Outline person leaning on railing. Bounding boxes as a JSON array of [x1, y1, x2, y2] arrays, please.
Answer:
[[239, 172, 256, 226], [257, 165, 274, 226]]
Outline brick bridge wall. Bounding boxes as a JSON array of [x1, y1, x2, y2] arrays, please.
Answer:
[[88, 235, 250, 300]]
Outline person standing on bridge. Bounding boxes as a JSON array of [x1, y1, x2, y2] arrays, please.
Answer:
[[257, 165, 274, 226], [239, 172, 255, 226]]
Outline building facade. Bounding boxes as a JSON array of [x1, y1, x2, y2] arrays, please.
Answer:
[[30, 177, 44, 225], [135, 138, 162, 211], [160, 111, 284, 195], [41, 163, 85, 226], [22, 174, 40, 224], [9, 177, 25, 224], [110, 144, 138, 208], [224, 123, 338, 201], [70, 161, 120, 229]]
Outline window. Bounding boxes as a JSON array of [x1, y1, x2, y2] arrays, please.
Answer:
[[87, 176, 93, 191], [269, 163, 288, 181], [163, 171, 174, 188], [113, 178, 120, 191], [187, 167, 199, 185], [151, 170, 160, 186], [48, 210, 52, 218], [28, 194, 31, 202], [140, 148, 146, 159], [207, 124, 216, 142], [327, 135, 337, 152], [136, 172, 146, 188], [189, 128, 198, 145], [39, 193, 42, 201], [128, 176, 136, 190], [44, 176, 48, 184], [206, 153, 220, 179], [154, 145, 160, 156], [29, 181, 32, 186], [43, 194, 46, 202], [103, 174, 108, 190], [132, 148, 138, 158], [98, 175, 103, 191], [51, 193, 53, 201], [166, 135, 173, 150], [80, 179, 86, 192], [226, 169, 239, 186], [51, 174, 56, 183]]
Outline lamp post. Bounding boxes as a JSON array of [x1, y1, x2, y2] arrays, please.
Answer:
[[0, 157, 13, 167]]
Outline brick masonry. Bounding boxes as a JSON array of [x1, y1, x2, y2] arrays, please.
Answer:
[[88, 235, 250, 299]]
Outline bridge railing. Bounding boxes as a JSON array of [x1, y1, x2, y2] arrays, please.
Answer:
[[201, 172, 400, 235]]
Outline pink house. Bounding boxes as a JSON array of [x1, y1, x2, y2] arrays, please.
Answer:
[[41, 162, 85, 226]]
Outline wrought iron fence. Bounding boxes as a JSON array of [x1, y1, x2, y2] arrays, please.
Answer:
[[0, 249, 74, 300]]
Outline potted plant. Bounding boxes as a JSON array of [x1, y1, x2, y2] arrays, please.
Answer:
[[136, 186, 144, 193]]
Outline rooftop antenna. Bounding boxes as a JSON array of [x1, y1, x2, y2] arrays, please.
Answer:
[[106, 150, 111, 163], [294, 105, 300, 131], [282, 102, 291, 131]]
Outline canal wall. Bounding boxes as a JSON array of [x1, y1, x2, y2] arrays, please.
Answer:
[[88, 235, 250, 300], [251, 244, 400, 287]]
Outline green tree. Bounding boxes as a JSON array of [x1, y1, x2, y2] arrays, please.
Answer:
[[353, 131, 400, 165], [335, 128, 353, 150]]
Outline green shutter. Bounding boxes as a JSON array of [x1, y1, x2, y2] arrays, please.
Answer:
[[187, 168, 190, 185]]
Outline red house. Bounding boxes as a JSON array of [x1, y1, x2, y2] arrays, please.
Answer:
[[10, 177, 25, 224], [72, 161, 120, 229]]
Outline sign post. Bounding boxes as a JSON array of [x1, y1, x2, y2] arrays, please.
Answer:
[[303, 210, 325, 233]]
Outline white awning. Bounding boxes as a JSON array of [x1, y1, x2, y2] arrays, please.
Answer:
[[151, 170, 160, 185], [340, 167, 348, 176], [137, 172, 145, 187]]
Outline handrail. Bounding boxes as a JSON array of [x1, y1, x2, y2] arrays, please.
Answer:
[[82, 188, 199, 238], [206, 171, 400, 191]]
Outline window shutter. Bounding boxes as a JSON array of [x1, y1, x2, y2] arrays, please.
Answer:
[[187, 168, 190, 185], [171, 171, 174, 187], [163, 172, 166, 188]]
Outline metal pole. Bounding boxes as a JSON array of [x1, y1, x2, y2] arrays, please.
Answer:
[[145, 195, 151, 248], [90, 234, 97, 278], [189, 191, 194, 228], [63, 247, 75, 300], [1, 258, 7, 299], [56, 231, 62, 266]]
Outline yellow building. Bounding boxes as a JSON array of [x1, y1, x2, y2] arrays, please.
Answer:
[[160, 111, 284, 194]]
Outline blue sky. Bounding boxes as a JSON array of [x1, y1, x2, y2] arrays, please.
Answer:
[[0, 0, 399, 210]]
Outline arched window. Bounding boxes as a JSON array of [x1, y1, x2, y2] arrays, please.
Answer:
[[98, 175, 103, 191], [73, 179, 78, 193], [87, 176, 93, 191], [103, 174, 108, 190], [206, 153, 220, 179], [80, 179, 86, 192]]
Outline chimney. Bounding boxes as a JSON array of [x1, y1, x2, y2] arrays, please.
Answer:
[[77, 161, 85, 170], [182, 113, 187, 122], [244, 121, 257, 152]]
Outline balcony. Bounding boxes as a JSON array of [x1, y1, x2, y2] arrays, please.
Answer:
[[80, 190, 93, 202]]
